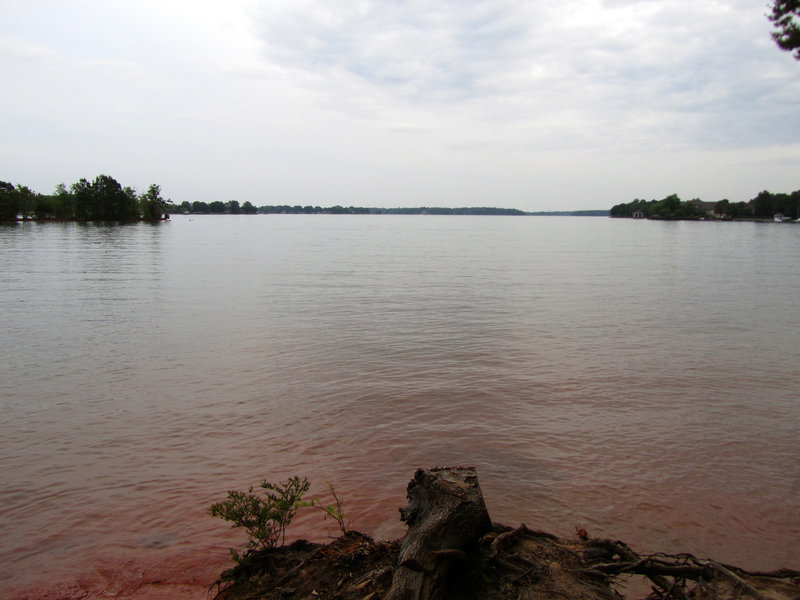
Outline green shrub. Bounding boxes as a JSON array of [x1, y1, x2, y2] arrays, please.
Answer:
[[210, 475, 311, 552]]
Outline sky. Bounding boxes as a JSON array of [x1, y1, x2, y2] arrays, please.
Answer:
[[1, 0, 798, 211]]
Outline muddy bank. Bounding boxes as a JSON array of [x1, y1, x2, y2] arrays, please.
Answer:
[[212, 526, 800, 600], [211, 468, 800, 600]]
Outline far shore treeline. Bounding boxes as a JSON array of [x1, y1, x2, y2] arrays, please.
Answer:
[[3, 175, 797, 222], [254, 205, 527, 215], [611, 190, 800, 221], [1, 175, 170, 222], [0, 177, 606, 220]]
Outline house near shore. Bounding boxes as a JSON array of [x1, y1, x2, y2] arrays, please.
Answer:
[[688, 199, 718, 217]]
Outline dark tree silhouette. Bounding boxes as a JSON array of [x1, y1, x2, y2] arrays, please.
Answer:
[[768, 0, 800, 59]]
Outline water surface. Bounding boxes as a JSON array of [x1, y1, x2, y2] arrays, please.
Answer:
[[1, 215, 798, 598]]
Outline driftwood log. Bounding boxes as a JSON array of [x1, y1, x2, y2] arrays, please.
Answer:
[[386, 466, 493, 600]]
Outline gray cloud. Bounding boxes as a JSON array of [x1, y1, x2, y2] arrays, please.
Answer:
[[1, 0, 798, 209], [250, 1, 799, 148]]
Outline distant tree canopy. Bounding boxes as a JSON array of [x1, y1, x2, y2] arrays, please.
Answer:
[[254, 205, 525, 215], [72, 175, 138, 221], [0, 175, 170, 222], [139, 184, 170, 222], [378, 206, 526, 216], [749, 189, 800, 218], [610, 194, 708, 220], [0, 183, 547, 219], [768, 0, 800, 60], [178, 200, 253, 214], [256, 204, 371, 215], [0, 181, 21, 221], [610, 190, 800, 220]]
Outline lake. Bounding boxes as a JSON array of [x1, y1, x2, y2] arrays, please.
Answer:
[[1, 215, 799, 599]]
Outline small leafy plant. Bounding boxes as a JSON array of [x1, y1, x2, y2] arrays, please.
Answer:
[[209, 475, 312, 553], [210, 475, 352, 578], [317, 481, 347, 535]]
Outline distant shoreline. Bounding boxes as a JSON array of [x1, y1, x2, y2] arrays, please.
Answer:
[[2, 208, 611, 221], [189, 207, 609, 216], [252, 206, 609, 216]]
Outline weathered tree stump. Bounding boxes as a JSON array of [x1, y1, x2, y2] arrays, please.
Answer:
[[386, 466, 493, 600]]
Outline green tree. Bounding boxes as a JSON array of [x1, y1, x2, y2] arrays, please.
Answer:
[[72, 175, 137, 221], [34, 194, 55, 219], [123, 186, 138, 215], [16, 185, 36, 220], [662, 193, 682, 212], [92, 175, 132, 221], [751, 190, 775, 217], [140, 184, 169, 221], [72, 178, 94, 220], [729, 201, 753, 219], [51, 183, 75, 219], [95, 176, 138, 220], [0, 181, 19, 221], [788, 189, 800, 219], [768, 0, 800, 59]]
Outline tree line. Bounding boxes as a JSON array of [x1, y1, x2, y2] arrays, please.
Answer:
[[185, 204, 526, 215], [177, 200, 258, 214], [253, 205, 524, 215], [256, 204, 367, 214], [0, 180, 563, 220], [1, 175, 169, 222], [377, 206, 525, 215], [610, 190, 800, 220]]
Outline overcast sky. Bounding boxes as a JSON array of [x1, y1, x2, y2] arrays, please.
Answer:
[[1, 0, 798, 210]]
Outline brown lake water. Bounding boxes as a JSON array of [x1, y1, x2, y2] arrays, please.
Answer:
[[1, 215, 799, 599]]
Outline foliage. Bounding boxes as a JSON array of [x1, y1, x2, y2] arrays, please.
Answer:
[[610, 193, 706, 220], [139, 183, 169, 221], [71, 175, 141, 221], [182, 200, 246, 214], [0, 182, 45, 221], [254, 204, 525, 215], [209, 476, 312, 552], [208, 200, 226, 213], [0, 181, 20, 221], [317, 482, 348, 535], [749, 188, 800, 218], [209, 476, 353, 578], [768, 0, 800, 60], [0, 175, 172, 222], [611, 189, 799, 220], [714, 198, 753, 219]]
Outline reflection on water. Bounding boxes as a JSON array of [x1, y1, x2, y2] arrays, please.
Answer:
[[1, 216, 799, 599]]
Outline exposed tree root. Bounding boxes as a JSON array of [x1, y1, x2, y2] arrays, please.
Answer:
[[581, 538, 800, 600]]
